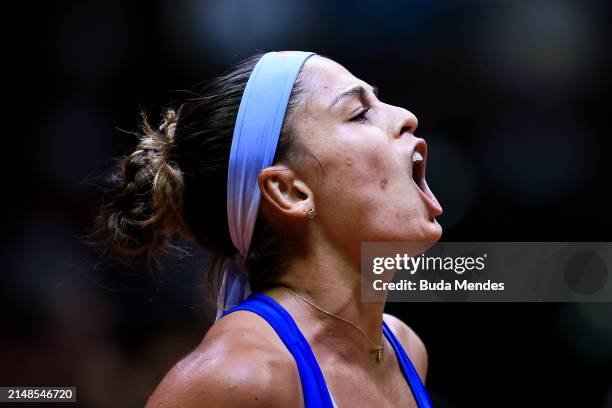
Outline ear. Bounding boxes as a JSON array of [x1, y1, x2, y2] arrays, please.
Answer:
[[258, 165, 314, 219]]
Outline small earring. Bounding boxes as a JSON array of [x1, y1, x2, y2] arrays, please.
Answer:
[[305, 207, 317, 219]]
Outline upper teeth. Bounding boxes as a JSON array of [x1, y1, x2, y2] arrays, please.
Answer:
[[413, 151, 423, 162]]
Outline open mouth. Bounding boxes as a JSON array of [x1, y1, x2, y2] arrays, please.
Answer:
[[411, 142, 443, 217]]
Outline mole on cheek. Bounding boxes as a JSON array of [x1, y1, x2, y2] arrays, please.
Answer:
[[379, 178, 388, 191], [345, 157, 353, 167]]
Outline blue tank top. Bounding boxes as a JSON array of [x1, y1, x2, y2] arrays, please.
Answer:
[[222, 292, 433, 408]]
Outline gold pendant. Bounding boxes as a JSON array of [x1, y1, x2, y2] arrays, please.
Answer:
[[375, 345, 383, 362]]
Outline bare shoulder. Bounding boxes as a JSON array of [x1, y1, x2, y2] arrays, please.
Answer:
[[383, 313, 428, 382], [146, 311, 302, 408]]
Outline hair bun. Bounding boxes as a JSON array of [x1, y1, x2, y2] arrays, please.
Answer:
[[93, 109, 188, 259]]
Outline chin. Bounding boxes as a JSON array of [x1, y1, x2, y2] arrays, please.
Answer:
[[420, 218, 443, 244], [389, 218, 442, 249]]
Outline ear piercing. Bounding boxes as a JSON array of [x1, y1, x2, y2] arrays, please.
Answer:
[[305, 207, 317, 219]]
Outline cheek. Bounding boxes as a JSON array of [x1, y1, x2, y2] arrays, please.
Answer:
[[318, 144, 410, 218], [316, 143, 434, 240], [325, 145, 395, 193]]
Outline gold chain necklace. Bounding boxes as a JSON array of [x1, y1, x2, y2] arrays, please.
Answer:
[[282, 287, 384, 362]]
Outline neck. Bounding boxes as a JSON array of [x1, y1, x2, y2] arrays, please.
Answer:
[[263, 234, 388, 367]]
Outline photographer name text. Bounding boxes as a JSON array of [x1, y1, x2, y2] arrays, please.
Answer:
[[373, 279, 505, 292]]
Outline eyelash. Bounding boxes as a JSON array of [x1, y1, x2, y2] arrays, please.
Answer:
[[350, 107, 370, 123]]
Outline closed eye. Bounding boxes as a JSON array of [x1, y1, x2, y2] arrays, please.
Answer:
[[350, 107, 370, 123]]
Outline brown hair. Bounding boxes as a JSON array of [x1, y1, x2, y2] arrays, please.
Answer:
[[94, 52, 310, 298]]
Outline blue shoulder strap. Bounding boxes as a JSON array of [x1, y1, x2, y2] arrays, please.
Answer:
[[222, 293, 335, 408], [223, 293, 433, 408], [383, 321, 433, 408]]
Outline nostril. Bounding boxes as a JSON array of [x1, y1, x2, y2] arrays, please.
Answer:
[[400, 125, 413, 136]]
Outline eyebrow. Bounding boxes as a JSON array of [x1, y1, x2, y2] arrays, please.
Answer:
[[328, 85, 379, 111]]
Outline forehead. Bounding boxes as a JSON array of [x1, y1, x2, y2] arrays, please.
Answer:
[[299, 56, 368, 111]]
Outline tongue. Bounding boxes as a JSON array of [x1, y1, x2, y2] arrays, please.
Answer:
[[417, 179, 443, 215]]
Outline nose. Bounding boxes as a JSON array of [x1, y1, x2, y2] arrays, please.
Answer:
[[393, 107, 418, 139]]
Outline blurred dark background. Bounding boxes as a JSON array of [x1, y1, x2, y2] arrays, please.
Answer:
[[3, 0, 612, 407]]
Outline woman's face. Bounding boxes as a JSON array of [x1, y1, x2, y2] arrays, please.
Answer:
[[290, 56, 443, 257]]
